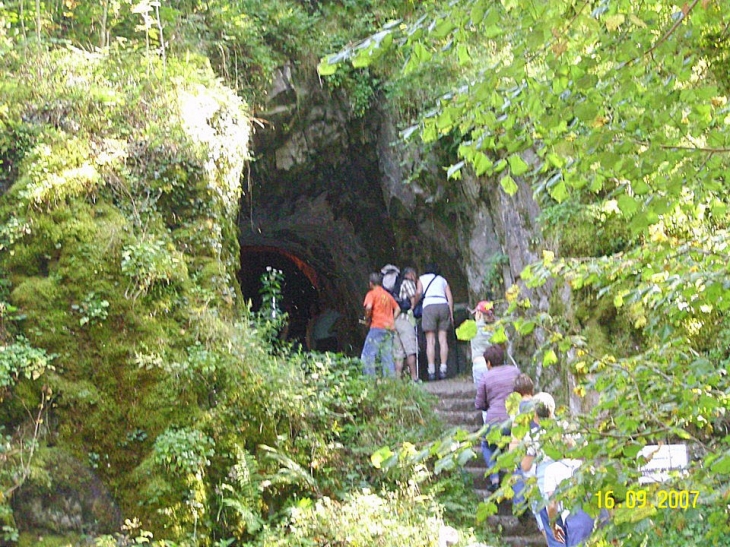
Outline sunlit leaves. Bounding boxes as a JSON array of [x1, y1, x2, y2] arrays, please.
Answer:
[[500, 174, 518, 195], [322, 1, 730, 541], [617, 194, 639, 218], [507, 154, 529, 176]]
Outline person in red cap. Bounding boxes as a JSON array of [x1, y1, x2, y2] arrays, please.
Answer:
[[470, 300, 496, 422]]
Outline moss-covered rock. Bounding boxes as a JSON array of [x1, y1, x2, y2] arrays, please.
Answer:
[[12, 448, 121, 536], [0, 48, 250, 539]]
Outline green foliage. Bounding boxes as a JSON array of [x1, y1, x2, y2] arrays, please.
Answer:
[[322, 66, 379, 118], [214, 446, 265, 539], [257, 266, 284, 321], [0, 335, 54, 388], [153, 428, 215, 476], [0, 45, 252, 542], [325, 0, 730, 544], [253, 484, 480, 547], [0, 4, 518, 547], [15, 135, 102, 208], [71, 292, 110, 327], [539, 199, 634, 258], [121, 237, 188, 299]]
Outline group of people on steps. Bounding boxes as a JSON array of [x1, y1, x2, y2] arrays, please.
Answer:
[[360, 263, 453, 381], [358, 264, 601, 545], [472, 329, 601, 546]]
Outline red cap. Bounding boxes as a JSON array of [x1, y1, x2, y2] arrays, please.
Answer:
[[471, 301, 494, 315]]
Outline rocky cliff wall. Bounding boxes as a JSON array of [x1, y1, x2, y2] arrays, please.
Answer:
[[244, 63, 557, 375]]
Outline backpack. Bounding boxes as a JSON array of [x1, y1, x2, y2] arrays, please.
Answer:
[[381, 265, 411, 312], [413, 275, 438, 319]]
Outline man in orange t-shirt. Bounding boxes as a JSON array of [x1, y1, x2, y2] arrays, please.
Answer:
[[361, 272, 400, 377]]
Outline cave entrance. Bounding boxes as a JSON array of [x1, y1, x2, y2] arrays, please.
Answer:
[[238, 245, 320, 348]]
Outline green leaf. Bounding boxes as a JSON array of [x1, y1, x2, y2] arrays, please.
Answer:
[[548, 180, 568, 203], [434, 453, 454, 474], [575, 101, 599, 122], [617, 194, 639, 217], [317, 60, 339, 76], [457, 44, 471, 65], [412, 42, 432, 64], [433, 18, 456, 39], [470, 3, 486, 25], [473, 152, 494, 176], [710, 455, 730, 474], [456, 319, 477, 340], [632, 180, 650, 195], [500, 174, 518, 195], [476, 500, 498, 522], [491, 326, 508, 344], [351, 53, 371, 69], [516, 319, 536, 335], [547, 153, 564, 168], [447, 161, 465, 180], [508, 154, 530, 176], [605, 14, 625, 32], [629, 212, 650, 233], [370, 446, 394, 469], [457, 447, 476, 466], [543, 349, 558, 367]]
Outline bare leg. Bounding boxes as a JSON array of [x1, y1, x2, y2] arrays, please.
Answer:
[[395, 358, 404, 379], [438, 329, 449, 373], [425, 330, 436, 376], [406, 354, 417, 380]]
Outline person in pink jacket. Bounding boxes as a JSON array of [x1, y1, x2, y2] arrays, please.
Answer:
[[475, 344, 521, 491]]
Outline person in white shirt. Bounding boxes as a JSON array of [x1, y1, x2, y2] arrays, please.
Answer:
[[542, 459, 595, 546], [417, 263, 453, 381]]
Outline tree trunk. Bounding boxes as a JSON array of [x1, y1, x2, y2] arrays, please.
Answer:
[[35, 0, 41, 43], [155, 2, 165, 65], [100, 0, 109, 49]]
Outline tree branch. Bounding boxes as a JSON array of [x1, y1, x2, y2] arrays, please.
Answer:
[[643, 0, 701, 58], [660, 144, 730, 153]]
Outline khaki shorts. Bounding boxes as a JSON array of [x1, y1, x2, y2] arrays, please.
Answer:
[[421, 303, 451, 332], [393, 314, 418, 359]]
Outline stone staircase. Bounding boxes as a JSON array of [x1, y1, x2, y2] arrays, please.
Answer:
[[422, 377, 545, 547]]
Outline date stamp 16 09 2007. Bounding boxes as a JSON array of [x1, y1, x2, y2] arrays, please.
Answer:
[[594, 489, 700, 510]]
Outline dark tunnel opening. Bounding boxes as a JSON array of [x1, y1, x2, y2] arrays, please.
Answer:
[[238, 245, 321, 348]]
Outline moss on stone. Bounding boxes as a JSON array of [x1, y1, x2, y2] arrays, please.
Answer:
[[0, 48, 250, 538]]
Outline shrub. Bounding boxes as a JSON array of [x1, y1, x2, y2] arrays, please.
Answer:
[[0, 336, 54, 389], [153, 428, 215, 477], [253, 484, 482, 547], [121, 237, 188, 299]]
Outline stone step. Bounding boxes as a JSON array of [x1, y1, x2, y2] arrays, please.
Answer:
[[421, 378, 477, 399], [474, 492, 515, 516], [428, 376, 542, 547], [486, 515, 541, 537], [502, 535, 548, 547], [437, 396, 480, 413], [434, 409, 483, 428], [466, 466, 490, 489]]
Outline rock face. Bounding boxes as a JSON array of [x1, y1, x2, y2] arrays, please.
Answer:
[[243, 62, 553, 370], [12, 448, 121, 535]]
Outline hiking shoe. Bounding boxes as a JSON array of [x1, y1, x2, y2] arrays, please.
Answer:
[[438, 370, 447, 380], [428, 373, 436, 381]]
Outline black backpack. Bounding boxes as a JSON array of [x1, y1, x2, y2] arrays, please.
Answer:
[[381, 265, 411, 312], [390, 272, 412, 312]]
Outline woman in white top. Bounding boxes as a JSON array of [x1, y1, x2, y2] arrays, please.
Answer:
[[417, 263, 453, 381]]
